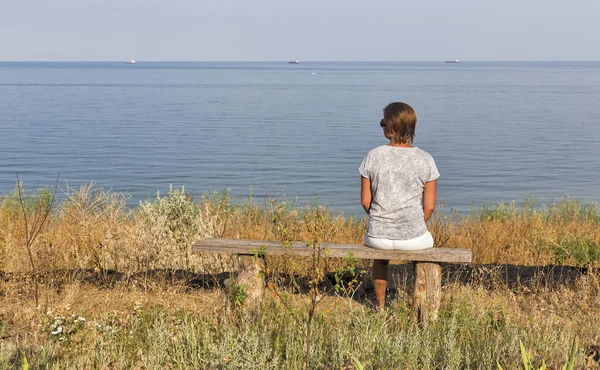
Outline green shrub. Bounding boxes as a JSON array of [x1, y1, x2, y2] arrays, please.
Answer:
[[554, 235, 600, 268]]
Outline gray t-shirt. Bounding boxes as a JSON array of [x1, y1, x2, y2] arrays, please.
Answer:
[[359, 145, 440, 240]]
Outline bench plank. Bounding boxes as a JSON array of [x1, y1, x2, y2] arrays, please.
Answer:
[[193, 238, 472, 263]]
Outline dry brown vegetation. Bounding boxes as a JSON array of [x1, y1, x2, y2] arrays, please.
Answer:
[[1, 184, 599, 368], [2, 185, 599, 274]]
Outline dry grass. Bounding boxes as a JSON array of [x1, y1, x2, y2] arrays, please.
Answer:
[[1, 185, 598, 275], [1, 272, 599, 369], [432, 199, 600, 267], [1, 184, 599, 368]]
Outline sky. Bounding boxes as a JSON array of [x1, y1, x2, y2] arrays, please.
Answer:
[[1, 0, 599, 61]]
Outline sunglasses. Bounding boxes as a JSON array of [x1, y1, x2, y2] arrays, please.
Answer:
[[380, 119, 386, 127]]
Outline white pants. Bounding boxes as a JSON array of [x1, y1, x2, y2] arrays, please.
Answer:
[[364, 231, 434, 251]]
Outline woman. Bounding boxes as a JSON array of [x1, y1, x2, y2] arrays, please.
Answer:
[[359, 102, 439, 311]]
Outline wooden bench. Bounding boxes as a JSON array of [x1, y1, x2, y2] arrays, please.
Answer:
[[193, 238, 472, 322]]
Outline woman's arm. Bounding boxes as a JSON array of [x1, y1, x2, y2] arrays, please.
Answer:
[[361, 177, 372, 214], [423, 180, 437, 222]]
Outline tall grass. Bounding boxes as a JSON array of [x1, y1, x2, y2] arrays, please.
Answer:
[[0, 184, 368, 276], [1, 278, 598, 369], [432, 197, 600, 268], [1, 184, 600, 368], [1, 185, 599, 275]]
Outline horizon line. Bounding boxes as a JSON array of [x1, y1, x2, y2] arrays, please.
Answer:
[[1, 59, 600, 63]]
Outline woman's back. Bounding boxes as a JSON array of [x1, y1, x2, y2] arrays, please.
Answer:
[[359, 145, 439, 240], [361, 101, 438, 311]]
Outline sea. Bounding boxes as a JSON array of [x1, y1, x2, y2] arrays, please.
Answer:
[[1, 61, 599, 216]]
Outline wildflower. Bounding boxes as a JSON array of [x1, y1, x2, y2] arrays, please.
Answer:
[[50, 327, 63, 335]]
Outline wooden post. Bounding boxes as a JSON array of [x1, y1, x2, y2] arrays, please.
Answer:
[[237, 254, 265, 307], [413, 261, 442, 323]]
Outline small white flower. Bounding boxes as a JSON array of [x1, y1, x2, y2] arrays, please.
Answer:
[[65, 305, 71, 311], [50, 327, 63, 335]]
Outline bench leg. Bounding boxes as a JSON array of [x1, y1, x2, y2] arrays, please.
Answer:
[[237, 254, 265, 307], [413, 261, 442, 324]]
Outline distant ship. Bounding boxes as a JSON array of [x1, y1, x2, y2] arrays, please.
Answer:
[[288, 61, 300, 64], [125, 60, 136, 64], [445, 60, 460, 63]]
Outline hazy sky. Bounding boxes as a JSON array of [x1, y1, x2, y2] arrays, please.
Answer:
[[1, 0, 598, 61]]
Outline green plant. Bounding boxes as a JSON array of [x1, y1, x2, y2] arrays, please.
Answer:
[[479, 201, 517, 222], [20, 350, 29, 370], [227, 283, 247, 308], [334, 253, 365, 295], [349, 353, 365, 370], [562, 338, 577, 370], [136, 186, 230, 275], [519, 339, 547, 370], [0, 321, 7, 338], [43, 306, 87, 345], [497, 338, 578, 370], [138, 186, 200, 272], [553, 235, 599, 268]]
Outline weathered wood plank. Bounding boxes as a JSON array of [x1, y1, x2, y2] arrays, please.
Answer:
[[413, 262, 442, 323], [193, 238, 472, 263], [237, 255, 265, 308]]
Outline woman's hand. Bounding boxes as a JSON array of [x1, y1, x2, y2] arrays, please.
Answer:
[[423, 180, 437, 222], [361, 177, 372, 214]]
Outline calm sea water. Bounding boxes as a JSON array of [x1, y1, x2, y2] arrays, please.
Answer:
[[1, 61, 599, 215]]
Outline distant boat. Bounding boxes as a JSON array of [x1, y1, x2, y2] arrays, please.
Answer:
[[125, 60, 136, 64], [288, 61, 300, 64], [445, 60, 460, 63]]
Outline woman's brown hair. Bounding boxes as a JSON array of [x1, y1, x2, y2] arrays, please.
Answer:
[[383, 102, 417, 144]]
